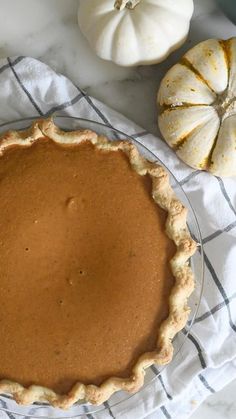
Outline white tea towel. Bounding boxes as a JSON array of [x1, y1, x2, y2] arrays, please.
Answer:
[[0, 56, 236, 419]]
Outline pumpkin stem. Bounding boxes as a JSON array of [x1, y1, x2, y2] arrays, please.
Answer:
[[114, 0, 141, 10]]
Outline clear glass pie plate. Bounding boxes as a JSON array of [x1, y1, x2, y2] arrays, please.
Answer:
[[0, 116, 204, 418]]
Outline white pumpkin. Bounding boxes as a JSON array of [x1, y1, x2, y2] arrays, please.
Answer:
[[78, 0, 194, 67], [158, 38, 236, 177]]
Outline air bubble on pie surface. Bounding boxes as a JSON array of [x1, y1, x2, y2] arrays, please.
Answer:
[[66, 196, 78, 211], [157, 63, 216, 106]]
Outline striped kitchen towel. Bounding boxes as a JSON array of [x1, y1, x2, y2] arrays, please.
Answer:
[[0, 56, 235, 419]]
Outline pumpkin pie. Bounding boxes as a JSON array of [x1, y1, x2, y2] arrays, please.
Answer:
[[0, 119, 196, 409]]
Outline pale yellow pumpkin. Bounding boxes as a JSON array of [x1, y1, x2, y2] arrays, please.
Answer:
[[158, 38, 236, 177]]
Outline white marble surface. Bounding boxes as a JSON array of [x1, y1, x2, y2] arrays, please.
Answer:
[[190, 379, 236, 419], [0, 0, 236, 418]]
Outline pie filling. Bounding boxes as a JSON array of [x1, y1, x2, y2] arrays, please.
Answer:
[[0, 138, 175, 394]]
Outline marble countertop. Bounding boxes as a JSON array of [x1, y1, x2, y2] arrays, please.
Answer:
[[0, 0, 236, 418]]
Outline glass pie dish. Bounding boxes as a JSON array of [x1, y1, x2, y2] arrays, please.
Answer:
[[0, 116, 204, 418]]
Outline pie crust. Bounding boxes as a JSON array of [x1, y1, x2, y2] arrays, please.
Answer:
[[0, 118, 196, 409]]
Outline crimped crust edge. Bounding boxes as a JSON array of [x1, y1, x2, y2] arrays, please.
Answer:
[[0, 118, 197, 409]]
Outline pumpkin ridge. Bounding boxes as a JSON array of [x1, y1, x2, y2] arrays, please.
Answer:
[[207, 137, 220, 170], [180, 57, 216, 95], [219, 39, 231, 89], [172, 115, 219, 155], [172, 125, 202, 151], [201, 127, 221, 170], [112, 11, 140, 64], [159, 103, 212, 114]]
